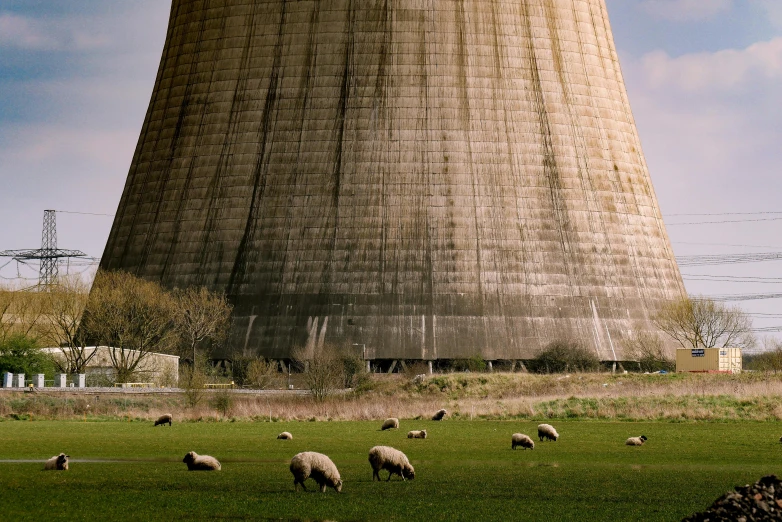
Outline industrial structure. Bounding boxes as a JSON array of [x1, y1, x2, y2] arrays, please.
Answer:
[[0, 210, 86, 288], [100, 0, 685, 364]]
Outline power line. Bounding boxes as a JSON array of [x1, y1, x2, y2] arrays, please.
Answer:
[[677, 252, 782, 266], [666, 211, 782, 217], [668, 217, 782, 226], [682, 274, 782, 283], [53, 210, 115, 217], [672, 241, 782, 249], [708, 293, 782, 302]]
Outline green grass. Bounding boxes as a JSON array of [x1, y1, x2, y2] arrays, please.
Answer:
[[1, 419, 780, 521]]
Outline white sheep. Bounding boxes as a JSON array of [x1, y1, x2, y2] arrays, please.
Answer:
[[511, 433, 534, 450], [182, 451, 221, 471], [277, 431, 293, 440], [44, 453, 69, 471], [289, 451, 343, 492], [368, 445, 415, 481], [431, 409, 447, 421], [407, 430, 427, 439], [381, 418, 399, 431], [154, 414, 172, 426], [625, 435, 648, 446], [537, 424, 559, 442]]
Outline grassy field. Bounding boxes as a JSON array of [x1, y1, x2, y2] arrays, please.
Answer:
[[1, 419, 780, 521]]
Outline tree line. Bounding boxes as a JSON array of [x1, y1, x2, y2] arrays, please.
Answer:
[[0, 271, 231, 383]]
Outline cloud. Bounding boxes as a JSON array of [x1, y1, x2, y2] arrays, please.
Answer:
[[639, 0, 733, 22], [622, 36, 782, 220], [638, 37, 782, 92], [0, 12, 109, 51], [0, 0, 169, 267]]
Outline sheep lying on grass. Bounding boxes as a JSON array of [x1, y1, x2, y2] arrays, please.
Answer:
[[381, 418, 399, 431], [625, 435, 648, 446], [432, 409, 447, 421], [369, 446, 415, 481], [154, 414, 172, 426], [289, 451, 343, 493], [538, 424, 559, 442], [44, 453, 69, 471], [277, 432, 293, 440], [407, 430, 427, 439], [182, 451, 221, 471], [511, 433, 534, 450]]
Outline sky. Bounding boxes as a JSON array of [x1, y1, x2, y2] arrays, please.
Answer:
[[0, 0, 781, 345]]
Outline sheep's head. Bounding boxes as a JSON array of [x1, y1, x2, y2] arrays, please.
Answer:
[[403, 464, 415, 480], [421, 430, 427, 439], [183, 452, 197, 464], [334, 479, 343, 493], [57, 454, 69, 469], [640, 435, 648, 442]]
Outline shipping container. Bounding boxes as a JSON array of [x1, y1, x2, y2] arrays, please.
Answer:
[[676, 348, 742, 374]]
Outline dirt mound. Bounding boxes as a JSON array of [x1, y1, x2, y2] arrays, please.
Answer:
[[683, 475, 782, 521]]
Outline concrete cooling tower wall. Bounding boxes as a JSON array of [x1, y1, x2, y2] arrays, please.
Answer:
[[101, 0, 685, 362]]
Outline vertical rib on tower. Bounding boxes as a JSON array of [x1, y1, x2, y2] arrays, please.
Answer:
[[101, 0, 685, 361]]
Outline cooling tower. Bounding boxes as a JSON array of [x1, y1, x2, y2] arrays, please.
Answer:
[[101, 0, 685, 362]]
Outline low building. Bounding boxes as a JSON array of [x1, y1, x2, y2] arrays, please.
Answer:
[[676, 348, 741, 374], [42, 346, 179, 386]]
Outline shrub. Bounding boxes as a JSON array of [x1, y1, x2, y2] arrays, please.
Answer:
[[212, 388, 234, 417], [441, 356, 488, 373], [623, 331, 675, 372], [529, 340, 601, 374], [0, 334, 54, 376]]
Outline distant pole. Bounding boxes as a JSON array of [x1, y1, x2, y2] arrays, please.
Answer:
[[0, 209, 86, 290], [40, 210, 58, 286]]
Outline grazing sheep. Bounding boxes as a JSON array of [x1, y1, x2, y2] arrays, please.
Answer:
[[625, 435, 648, 446], [43, 453, 69, 471], [277, 432, 293, 440], [407, 430, 427, 439], [381, 418, 399, 431], [511, 433, 535, 450], [182, 451, 221, 471], [368, 446, 415, 482], [431, 409, 447, 421], [538, 424, 559, 442], [289, 451, 343, 493], [154, 414, 173, 426]]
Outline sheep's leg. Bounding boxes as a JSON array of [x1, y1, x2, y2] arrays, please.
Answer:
[[373, 470, 379, 481], [320, 483, 327, 493], [386, 471, 393, 482]]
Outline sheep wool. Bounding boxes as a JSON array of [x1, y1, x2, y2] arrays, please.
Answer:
[[182, 451, 221, 471], [538, 424, 559, 442], [432, 409, 447, 421], [368, 446, 415, 481], [277, 432, 293, 440], [625, 435, 648, 446], [407, 430, 427, 439], [154, 414, 173, 427], [44, 453, 69, 471], [381, 418, 399, 431], [289, 451, 343, 493], [511, 433, 535, 450]]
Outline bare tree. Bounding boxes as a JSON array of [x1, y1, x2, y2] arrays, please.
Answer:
[[292, 343, 345, 401], [172, 286, 232, 363], [745, 338, 782, 374], [41, 275, 97, 374], [83, 271, 177, 383], [622, 330, 675, 372], [0, 284, 45, 343], [653, 297, 755, 351]]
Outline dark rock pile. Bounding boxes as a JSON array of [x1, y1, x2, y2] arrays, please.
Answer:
[[683, 475, 782, 521]]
